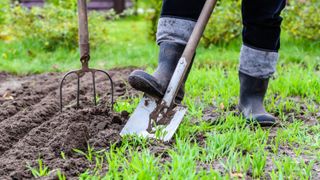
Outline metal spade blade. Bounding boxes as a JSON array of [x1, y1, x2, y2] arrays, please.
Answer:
[[120, 96, 187, 142]]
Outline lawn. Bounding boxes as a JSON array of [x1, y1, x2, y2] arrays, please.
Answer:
[[0, 16, 320, 179]]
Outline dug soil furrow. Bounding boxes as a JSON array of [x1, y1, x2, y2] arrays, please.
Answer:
[[0, 107, 127, 179], [0, 72, 112, 156], [0, 73, 61, 122], [0, 68, 136, 179]]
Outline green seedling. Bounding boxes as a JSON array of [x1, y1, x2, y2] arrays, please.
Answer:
[[220, 151, 251, 176], [122, 149, 161, 179], [27, 158, 50, 178], [95, 94, 101, 104], [93, 155, 105, 175], [251, 151, 267, 178], [114, 97, 140, 113], [73, 144, 105, 163], [272, 157, 315, 179], [153, 122, 169, 140], [60, 151, 66, 160], [57, 169, 67, 180]]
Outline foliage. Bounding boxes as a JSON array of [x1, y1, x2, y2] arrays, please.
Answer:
[[73, 144, 105, 163], [141, 0, 243, 45], [202, 0, 242, 47], [0, 1, 109, 51], [0, 0, 10, 24], [27, 158, 50, 178], [142, 0, 320, 46], [114, 97, 140, 114], [0, 0, 11, 41], [57, 169, 67, 180], [283, 0, 320, 41], [131, 0, 139, 15], [45, 0, 77, 9], [143, 0, 162, 40]]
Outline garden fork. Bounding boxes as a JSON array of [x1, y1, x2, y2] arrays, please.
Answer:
[[59, 0, 114, 111]]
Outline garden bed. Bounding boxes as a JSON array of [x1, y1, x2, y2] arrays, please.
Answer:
[[0, 67, 319, 179], [0, 68, 137, 178]]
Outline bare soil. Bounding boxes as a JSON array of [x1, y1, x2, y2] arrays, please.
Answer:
[[0, 68, 137, 179]]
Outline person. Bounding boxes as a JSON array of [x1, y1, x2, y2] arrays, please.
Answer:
[[128, 0, 286, 126]]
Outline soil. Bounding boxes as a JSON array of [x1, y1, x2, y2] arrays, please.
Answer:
[[0, 68, 138, 179], [0, 68, 319, 179]]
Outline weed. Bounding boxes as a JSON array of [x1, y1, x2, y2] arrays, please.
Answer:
[[27, 158, 50, 178], [251, 151, 267, 178], [93, 155, 105, 175], [154, 124, 169, 140], [60, 151, 66, 160], [271, 157, 315, 179], [73, 144, 105, 163], [114, 97, 140, 113], [57, 169, 67, 180]]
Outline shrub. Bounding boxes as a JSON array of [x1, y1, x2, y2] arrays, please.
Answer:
[[0, 0, 11, 41], [283, 0, 320, 41], [0, 1, 110, 51], [144, 0, 320, 46], [202, 0, 242, 47], [143, 0, 242, 45], [0, 0, 10, 24], [45, 0, 77, 9], [144, 0, 162, 40]]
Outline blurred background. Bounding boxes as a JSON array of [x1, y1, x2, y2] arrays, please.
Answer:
[[0, 0, 319, 74]]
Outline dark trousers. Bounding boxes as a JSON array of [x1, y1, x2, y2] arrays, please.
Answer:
[[161, 0, 286, 52]]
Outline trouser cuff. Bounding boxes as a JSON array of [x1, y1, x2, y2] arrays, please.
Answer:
[[156, 17, 196, 45], [239, 45, 279, 79]]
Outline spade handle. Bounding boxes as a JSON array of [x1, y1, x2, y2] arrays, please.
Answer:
[[163, 0, 218, 106]]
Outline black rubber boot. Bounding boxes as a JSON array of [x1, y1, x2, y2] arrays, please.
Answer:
[[238, 71, 276, 126], [128, 42, 188, 103]]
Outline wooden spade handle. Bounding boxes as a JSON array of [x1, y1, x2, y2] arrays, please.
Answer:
[[182, 0, 217, 62], [163, 0, 218, 107]]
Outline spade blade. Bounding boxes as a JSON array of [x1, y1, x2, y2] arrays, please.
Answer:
[[120, 96, 187, 142]]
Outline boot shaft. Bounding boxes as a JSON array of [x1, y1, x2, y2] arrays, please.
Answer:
[[239, 71, 269, 102], [238, 71, 276, 125], [154, 42, 186, 80]]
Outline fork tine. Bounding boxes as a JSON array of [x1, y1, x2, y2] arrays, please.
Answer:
[[60, 69, 114, 111], [59, 71, 78, 112], [96, 70, 114, 110], [92, 71, 97, 106]]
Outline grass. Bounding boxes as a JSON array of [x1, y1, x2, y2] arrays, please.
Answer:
[[27, 158, 50, 178], [73, 144, 106, 163], [1, 15, 319, 178]]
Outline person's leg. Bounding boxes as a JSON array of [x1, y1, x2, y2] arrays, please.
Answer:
[[129, 0, 205, 103], [239, 0, 286, 126]]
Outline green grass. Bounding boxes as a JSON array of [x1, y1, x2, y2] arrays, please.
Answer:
[[1, 16, 319, 74], [1, 16, 319, 178], [27, 158, 50, 178]]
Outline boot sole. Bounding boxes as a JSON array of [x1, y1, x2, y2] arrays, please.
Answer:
[[245, 114, 276, 127], [246, 118, 276, 127], [239, 105, 276, 127], [128, 74, 164, 99], [128, 72, 184, 103]]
